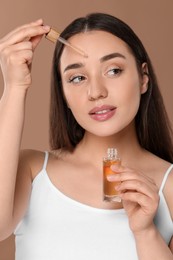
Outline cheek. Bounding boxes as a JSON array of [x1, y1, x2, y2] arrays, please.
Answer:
[[122, 71, 141, 100], [125, 92, 141, 121], [64, 91, 90, 129], [124, 85, 140, 103], [63, 88, 86, 119], [116, 76, 141, 116], [64, 90, 79, 108], [62, 83, 76, 107]]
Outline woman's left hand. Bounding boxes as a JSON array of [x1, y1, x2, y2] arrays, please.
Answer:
[[108, 165, 160, 235]]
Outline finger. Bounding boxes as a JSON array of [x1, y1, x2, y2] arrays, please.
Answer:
[[1, 24, 50, 48], [111, 163, 127, 172], [1, 19, 44, 42], [110, 164, 141, 178], [4, 41, 33, 53], [0, 42, 33, 66], [111, 164, 155, 183], [119, 191, 159, 213], [8, 49, 33, 66], [108, 168, 156, 186], [30, 35, 43, 50], [116, 179, 159, 198], [4, 35, 43, 52]]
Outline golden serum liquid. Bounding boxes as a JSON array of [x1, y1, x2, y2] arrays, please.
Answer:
[[103, 148, 121, 202]]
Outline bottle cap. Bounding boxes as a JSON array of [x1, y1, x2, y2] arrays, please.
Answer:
[[107, 148, 118, 159]]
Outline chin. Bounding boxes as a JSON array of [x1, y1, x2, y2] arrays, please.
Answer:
[[85, 120, 135, 138], [86, 127, 123, 138]]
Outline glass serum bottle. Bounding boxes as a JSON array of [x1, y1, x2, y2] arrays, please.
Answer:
[[103, 148, 121, 202]]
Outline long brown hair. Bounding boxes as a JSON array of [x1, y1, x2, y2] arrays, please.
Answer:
[[49, 13, 173, 163]]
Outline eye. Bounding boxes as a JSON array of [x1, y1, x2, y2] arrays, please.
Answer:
[[68, 75, 86, 84], [107, 68, 122, 77]]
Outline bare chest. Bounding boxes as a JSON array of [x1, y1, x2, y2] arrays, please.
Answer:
[[46, 161, 123, 210]]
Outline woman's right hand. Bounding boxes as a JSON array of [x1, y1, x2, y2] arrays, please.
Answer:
[[0, 19, 50, 92]]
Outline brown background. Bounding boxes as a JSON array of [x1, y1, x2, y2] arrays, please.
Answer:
[[0, 0, 172, 259]]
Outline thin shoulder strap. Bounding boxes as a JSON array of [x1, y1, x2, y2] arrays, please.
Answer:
[[159, 164, 173, 192], [42, 151, 49, 170]]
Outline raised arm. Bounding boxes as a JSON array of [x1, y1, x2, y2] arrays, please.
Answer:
[[0, 20, 50, 240]]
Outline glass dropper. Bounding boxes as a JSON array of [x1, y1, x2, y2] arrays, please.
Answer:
[[45, 28, 88, 58]]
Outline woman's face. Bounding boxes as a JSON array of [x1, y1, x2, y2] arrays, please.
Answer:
[[60, 30, 148, 137]]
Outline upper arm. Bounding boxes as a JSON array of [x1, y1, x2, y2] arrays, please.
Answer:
[[12, 149, 44, 234], [0, 149, 33, 240], [12, 150, 33, 229]]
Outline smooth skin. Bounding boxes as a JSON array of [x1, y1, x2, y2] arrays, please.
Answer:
[[0, 21, 172, 260]]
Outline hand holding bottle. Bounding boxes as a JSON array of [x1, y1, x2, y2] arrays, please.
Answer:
[[0, 19, 50, 92], [107, 164, 159, 235]]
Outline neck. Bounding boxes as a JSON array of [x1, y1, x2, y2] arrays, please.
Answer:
[[75, 122, 145, 167]]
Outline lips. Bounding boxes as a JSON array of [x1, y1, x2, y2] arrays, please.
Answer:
[[89, 105, 116, 121]]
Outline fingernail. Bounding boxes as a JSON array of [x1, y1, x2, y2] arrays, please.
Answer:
[[35, 18, 43, 24], [107, 175, 115, 181], [43, 25, 50, 31], [111, 164, 120, 171]]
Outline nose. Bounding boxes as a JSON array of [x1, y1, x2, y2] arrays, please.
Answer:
[[87, 78, 108, 101]]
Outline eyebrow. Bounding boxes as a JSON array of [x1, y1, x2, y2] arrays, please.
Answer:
[[63, 63, 84, 73], [100, 52, 126, 62], [63, 52, 126, 73]]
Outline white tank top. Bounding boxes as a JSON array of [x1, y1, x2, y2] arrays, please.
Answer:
[[14, 152, 173, 260]]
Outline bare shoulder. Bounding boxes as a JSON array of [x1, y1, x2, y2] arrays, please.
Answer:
[[149, 153, 173, 219], [11, 149, 47, 232], [162, 162, 173, 251], [141, 152, 172, 186], [149, 154, 173, 200], [18, 149, 47, 180], [163, 162, 173, 218], [140, 151, 173, 216]]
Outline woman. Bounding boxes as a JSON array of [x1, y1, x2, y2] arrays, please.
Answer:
[[0, 13, 172, 259]]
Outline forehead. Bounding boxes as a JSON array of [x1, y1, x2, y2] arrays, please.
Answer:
[[60, 30, 133, 65], [62, 30, 131, 57]]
